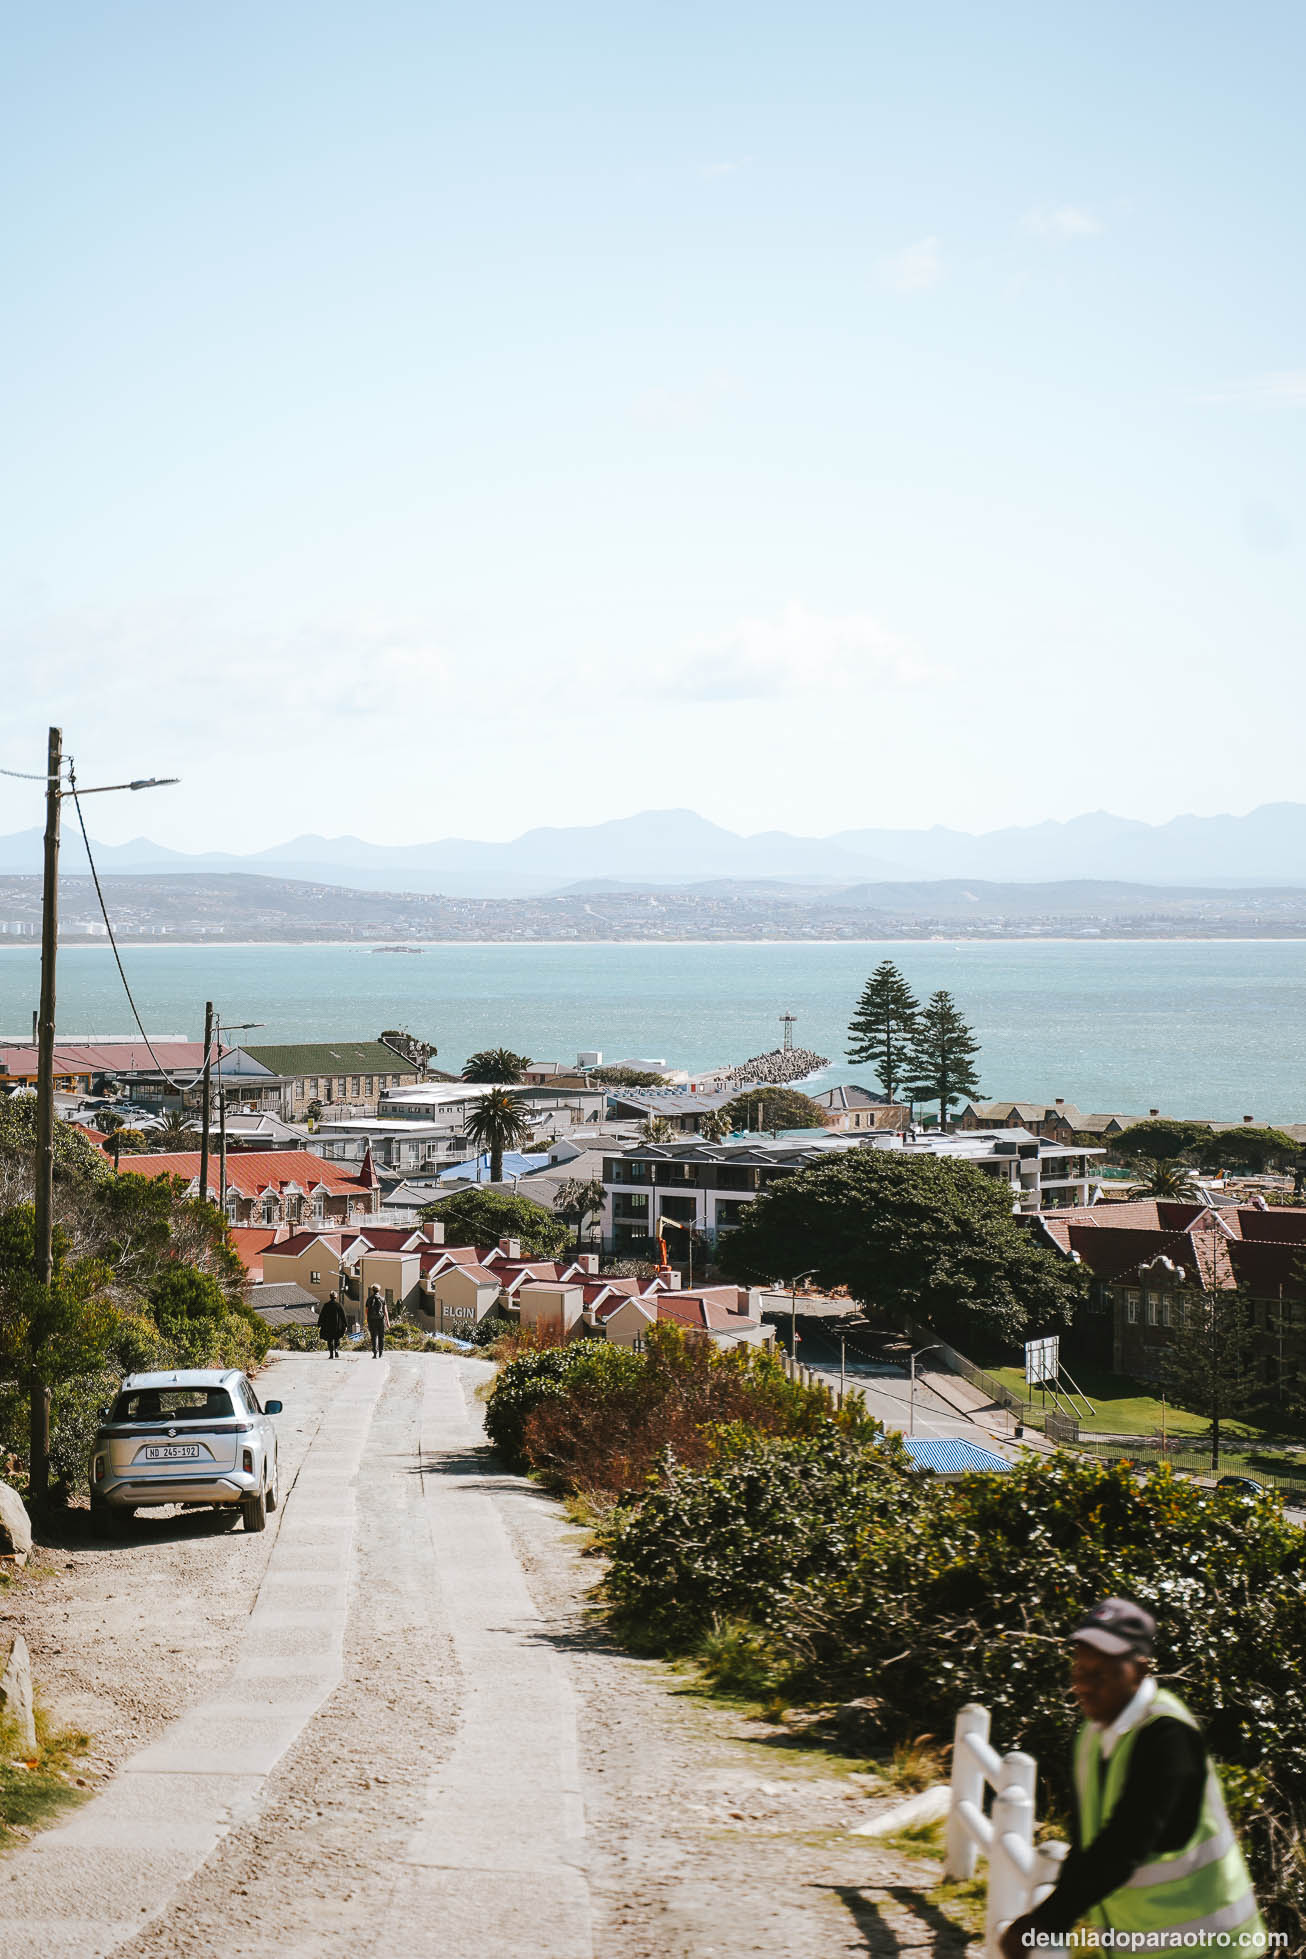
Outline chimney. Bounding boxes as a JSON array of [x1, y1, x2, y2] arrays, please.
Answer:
[[1243, 1115, 1254, 1124], [575, 1252, 599, 1274], [425, 1219, 445, 1244], [1149, 1108, 1159, 1118], [1055, 1097, 1064, 1107], [499, 1236, 521, 1259]]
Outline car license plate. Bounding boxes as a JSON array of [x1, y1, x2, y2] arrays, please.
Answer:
[[141, 1443, 202, 1462]]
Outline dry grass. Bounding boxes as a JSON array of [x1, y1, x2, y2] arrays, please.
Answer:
[[879, 1733, 947, 1795]]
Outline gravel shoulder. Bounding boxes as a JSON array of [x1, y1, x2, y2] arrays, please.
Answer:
[[3, 1352, 981, 1958]]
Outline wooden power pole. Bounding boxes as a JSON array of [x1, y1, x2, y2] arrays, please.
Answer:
[[31, 726, 62, 1506]]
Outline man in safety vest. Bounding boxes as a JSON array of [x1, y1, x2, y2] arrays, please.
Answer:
[[1000, 1597, 1266, 1954]]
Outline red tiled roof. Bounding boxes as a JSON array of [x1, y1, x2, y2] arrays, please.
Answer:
[[228, 1227, 283, 1277], [264, 1231, 347, 1258], [127, 1148, 373, 1200]]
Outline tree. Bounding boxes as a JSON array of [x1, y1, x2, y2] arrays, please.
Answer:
[[589, 1066, 668, 1087], [0, 1096, 109, 1192], [553, 1177, 606, 1250], [720, 1087, 829, 1134], [1197, 1126, 1300, 1176], [419, 1186, 571, 1258], [153, 1110, 200, 1148], [462, 1049, 531, 1084], [1116, 1119, 1209, 1162], [846, 960, 920, 1099], [905, 990, 982, 1131], [640, 1115, 675, 1144], [1163, 1289, 1261, 1469], [1132, 1158, 1204, 1199], [697, 1107, 734, 1144], [462, 1088, 534, 1182], [0, 1206, 119, 1418], [718, 1149, 1086, 1347], [108, 1128, 151, 1168]]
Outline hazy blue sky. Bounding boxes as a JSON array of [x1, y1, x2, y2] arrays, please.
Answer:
[[3, 3, 1302, 851]]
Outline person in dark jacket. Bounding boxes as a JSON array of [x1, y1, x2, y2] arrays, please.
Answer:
[[365, 1285, 390, 1358], [317, 1291, 347, 1359], [1000, 1598, 1263, 1954]]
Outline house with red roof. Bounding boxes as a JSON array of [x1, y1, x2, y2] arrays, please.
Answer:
[[127, 1146, 384, 1231], [1036, 1198, 1306, 1385]]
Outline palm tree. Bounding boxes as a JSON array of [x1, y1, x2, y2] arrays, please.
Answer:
[[639, 1115, 675, 1144], [697, 1107, 733, 1143], [462, 1048, 531, 1083], [464, 1088, 533, 1182], [154, 1109, 200, 1148], [553, 1176, 606, 1250], [1133, 1157, 1202, 1199]]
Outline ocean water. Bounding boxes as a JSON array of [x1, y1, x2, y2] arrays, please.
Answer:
[[1, 938, 1304, 1122]]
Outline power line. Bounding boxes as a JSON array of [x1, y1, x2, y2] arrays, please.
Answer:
[[66, 761, 193, 1096]]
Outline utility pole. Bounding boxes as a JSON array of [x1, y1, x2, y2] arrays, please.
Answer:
[[28, 730, 177, 1503], [198, 1001, 214, 1204], [31, 727, 62, 1507]]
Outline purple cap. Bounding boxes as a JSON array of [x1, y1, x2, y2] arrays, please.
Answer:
[[1071, 1597, 1156, 1658]]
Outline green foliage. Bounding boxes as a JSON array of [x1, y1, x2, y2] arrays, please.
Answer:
[[1116, 1118, 1211, 1161], [846, 959, 920, 1099], [602, 1424, 911, 1650], [552, 1176, 606, 1246], [0, 1098, 110, 1189], [639, 1115, 675, 1143], [1197, 1126, 1300, 1173], [602, 1448, 1306, 1930], [719, 1087, 829, 1133], [904, 989, 981, 1126], [718, 1148, 1086, 1346], [461, 1048, 531, 1083], [0, 1206, 118, 1396], [1130, 1157, 1202, 1198], [1163, 1289, 1261, 1465], [469, 1305, 517, 1347], [462, 1087, 534, 1181], [420, 1185, 571, 1258]]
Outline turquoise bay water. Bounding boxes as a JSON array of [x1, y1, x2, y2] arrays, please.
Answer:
[[1, 939, 1304, 1122]]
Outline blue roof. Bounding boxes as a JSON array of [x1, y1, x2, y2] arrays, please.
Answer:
[[903, 1437, 1011, 1475], [438, 1151, 551, 1184]]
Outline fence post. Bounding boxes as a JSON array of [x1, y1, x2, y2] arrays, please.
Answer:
[[986, 1755, 1036, 1953], [944, 1703, 989, 1881]]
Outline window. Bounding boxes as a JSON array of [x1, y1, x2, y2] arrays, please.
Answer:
[[1126, 1294, 1140, 1324], [226, 1198, 239, 1223], [312, 1195, 325, 1222], [310, 1269, 321, 1285], [365, 1076, 374, 1095], [1162, 1295, 1177, 1327], [309, 1079, 320, 1095], [262, 1195, 278, 1225], [1146, 1293, 1159, 1326], [350, 1077, 361, 1096]]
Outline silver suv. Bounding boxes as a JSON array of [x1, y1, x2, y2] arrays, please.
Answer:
[[90, 1369, 282, 1535]]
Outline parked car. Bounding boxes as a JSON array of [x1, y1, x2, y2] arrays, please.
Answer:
[[90, 1369, 282, 1535], [1215, 1474, 1264, 1495]]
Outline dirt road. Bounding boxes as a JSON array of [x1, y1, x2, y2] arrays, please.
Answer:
[[2, 1353, 977, 1958]]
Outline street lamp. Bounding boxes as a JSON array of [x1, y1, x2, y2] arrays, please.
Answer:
[[29, 728, 177, 1502], [909, 1343, 943, 1438], [789, 1266, 818, 1365]]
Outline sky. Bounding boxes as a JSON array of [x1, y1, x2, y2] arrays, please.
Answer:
[[2, 2, 1303, 853]]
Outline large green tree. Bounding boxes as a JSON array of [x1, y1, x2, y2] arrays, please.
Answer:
[[1197, 1126, 1299, 1175], [462, 1049, 531, 1083], [905, 990, 982, 1131], [718, 1149, 1086, 1346], [845, 960, 920, 1099], [720, 1087, 828, 1134], [1116, 1119, 1209, 1162], [420, 1186, 570, 1258], [463, 1088, 534, 1181], [1163, 1288, 1261, 1469]]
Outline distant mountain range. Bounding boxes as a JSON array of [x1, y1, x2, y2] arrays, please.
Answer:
[[1, 804, 1304, 897]]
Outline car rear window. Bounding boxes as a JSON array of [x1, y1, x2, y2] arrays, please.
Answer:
[[111, 1388, 236, 1423]]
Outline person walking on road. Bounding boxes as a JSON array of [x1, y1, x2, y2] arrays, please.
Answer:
[[317, 1291, 347, 1360], [999, 1598, 1265, 1955], [365, 1285, 390, 1358]]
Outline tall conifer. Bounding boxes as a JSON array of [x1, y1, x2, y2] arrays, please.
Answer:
[[905, 990, 981, 1130], [846, 960, 920, 1099]]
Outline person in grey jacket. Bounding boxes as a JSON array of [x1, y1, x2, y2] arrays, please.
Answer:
[[365, 1285, 390, 1358]]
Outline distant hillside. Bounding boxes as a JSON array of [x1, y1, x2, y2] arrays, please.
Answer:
[[0, 802, 1304, 895]]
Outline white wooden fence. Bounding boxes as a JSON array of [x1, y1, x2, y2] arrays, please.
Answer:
[[943, 1702, 1069, 1955]]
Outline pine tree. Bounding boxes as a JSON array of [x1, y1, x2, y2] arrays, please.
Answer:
[[1163, 1289, 1260, 1469], [846, 960, 920, 1099], [905, 990, 981, 1131]]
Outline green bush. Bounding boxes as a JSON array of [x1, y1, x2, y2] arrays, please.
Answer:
[[601, 1446, 1306, 1934]]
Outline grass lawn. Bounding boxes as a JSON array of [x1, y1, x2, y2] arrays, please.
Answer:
[[985, 1362, 1299, 1445], [0, 1704, 91, 1849]]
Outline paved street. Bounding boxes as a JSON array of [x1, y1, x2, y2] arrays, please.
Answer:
[[3, 1352, 975, 1959]]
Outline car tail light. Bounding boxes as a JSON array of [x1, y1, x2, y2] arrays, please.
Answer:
[[242, 1448, 254, 1474], [93, 1455, 105, 1483]]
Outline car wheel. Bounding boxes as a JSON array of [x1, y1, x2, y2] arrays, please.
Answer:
[[241, 1486, 267, 1532]]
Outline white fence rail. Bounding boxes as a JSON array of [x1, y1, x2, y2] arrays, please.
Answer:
[[943, 1702, 1069, 1955]]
